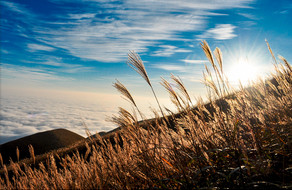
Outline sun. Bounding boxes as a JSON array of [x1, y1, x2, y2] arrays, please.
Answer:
[[226, 56, 260, 86]]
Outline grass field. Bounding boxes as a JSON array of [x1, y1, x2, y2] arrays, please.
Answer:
[[0, 41, 291, 189]]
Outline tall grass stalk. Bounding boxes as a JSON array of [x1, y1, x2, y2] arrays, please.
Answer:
[[127, 50, 165, 118]]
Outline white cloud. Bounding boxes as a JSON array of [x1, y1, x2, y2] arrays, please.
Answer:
[[273, 9, 289, 15], [197, 24, 237, 40], [27, 44, 55, 52], [122, 0, 254, 11], [239, 21, 257, 27], [181, 59, 208, 64], [238, 12, 258, 20], [57, 64, 94, 74], [0, 1, 30, 15], [68, 13, 96, 20], [152, 45, 192, 57], [0, 63, 96, 91], [1, 49, 9, 54], [1, 64, 68, 82], [2, 0, 254, 62], [153, 64, 189, 72], [279, 10, 289, 14], [152, 63, 203, 75], [38, 61, 62, 66], [37, 13, 203, 62], [0, 91, 119, 144]]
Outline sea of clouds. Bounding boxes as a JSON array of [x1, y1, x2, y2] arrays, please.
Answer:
[[0, 92, 121, 144], [0, 87, 177, 145]]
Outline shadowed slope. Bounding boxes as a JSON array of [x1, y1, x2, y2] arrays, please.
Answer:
[[0, 128, 85, 164]]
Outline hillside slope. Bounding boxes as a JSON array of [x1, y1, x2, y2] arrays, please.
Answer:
[[0, 128, 85, 164]]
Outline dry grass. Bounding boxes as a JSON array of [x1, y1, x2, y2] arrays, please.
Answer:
[[0, 129, 85, 165], [127, 50, 165, 118], [0, 41, 291, 189]]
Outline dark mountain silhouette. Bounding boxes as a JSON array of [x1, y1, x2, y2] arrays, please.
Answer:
[[0, 128, 85, 165]]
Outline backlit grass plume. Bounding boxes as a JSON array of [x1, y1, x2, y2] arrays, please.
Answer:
[[127, 50, 165, 117], [171, 74, 193, 107], [127, 50, 151, 86], [265, 39, 277, 65], [113, 80, 137, 108], [201, 40, 229, 98], [160, 77, 183, 111], [113, 80, 144, 120]]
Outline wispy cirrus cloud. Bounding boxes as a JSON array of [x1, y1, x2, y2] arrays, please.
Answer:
[[1, 62, 96, 94], [0, 1, 30, 15], [152, 63, 203, 74], [197, 24, 237, 40], [67, 13, 96, 20], [1, 0, 254, 62], [152, 64, 190, 73], [181, 59, 208, 64], [27, 43, 55, 52], [238, 12, 258, 20], [152, 45, 192, 57], [1, 64, 71, 82]]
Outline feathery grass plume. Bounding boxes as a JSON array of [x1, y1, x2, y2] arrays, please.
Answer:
[[171, 74, 193, 106], [201, 40, 215, 68], [127, 50, 151, 86], [278, 55, 292, 74], [113, 80, 144, 120], [84, 142, 91, 161], [214, 47, 223, 73], [16, 147, 19, 162], [127, 50, 165, 118], [203, 70, 220, 97], [0, 153, 3, 167], [161, 77, 183, 111], [10, 162, 20, 178], [201, 41, 226, 97], [164, 106, 174, 116], [265, 39, 278, 65], [81, 118, 93, 140], [112, 107, 137, 126], [113, 80, 137, 107], [214, 47, 229, 95], [202, 62, 220, 99], [3, 165, 11, 188], [202, 71, 212, 100], [28, 144, 35, 165]]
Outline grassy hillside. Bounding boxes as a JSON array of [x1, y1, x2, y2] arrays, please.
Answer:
[[0, 129, 85, 165], [0, 41, 291, 189]]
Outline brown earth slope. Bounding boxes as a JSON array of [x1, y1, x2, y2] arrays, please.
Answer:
[[0, 128, 85, 164]]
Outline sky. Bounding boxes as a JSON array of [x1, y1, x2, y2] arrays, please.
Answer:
[[0, 0, 292, 143]]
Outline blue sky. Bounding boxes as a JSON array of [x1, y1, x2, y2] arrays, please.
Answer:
[[1, 0, 292, 98]]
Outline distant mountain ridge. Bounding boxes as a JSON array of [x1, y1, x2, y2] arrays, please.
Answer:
[[0, 128, 85, 165]]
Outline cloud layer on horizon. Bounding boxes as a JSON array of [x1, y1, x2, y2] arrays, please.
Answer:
[[0, 94, 118, 144]]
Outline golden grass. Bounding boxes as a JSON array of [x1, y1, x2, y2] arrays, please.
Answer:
[[0, 41, 291, 189], [128, 50, 165, 118]]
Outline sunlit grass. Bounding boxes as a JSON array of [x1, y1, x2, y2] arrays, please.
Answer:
[[0, 41, 291, 189]]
